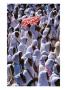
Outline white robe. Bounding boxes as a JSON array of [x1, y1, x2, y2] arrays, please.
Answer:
[[33, 49, 41, 67]]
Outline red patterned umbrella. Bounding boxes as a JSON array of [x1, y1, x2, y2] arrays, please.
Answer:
[[21, 16, 40, 27]]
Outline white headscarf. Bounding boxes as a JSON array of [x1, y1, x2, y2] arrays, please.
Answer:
[[10, 31, 20, 48], [12, 51, 21, 64], [53, 64, 60, 75], [48, 52, 56, 60], [45, 58, 54, 76], [55, 55, 60, 65], [20, 36, 27, 44], [49, 73, 60, 86], [24, 52, 32, 60], [8, 46, 14, 56], [33, 49, 41, 66], [11, 18, 19, 28], [37, 70, 49, 86], [18, 36, 27, 54], [43, 28, 50, 37], [39, 16, 48, 27], [24, 31, 32, 47], [39, 55, 47, 72], [24, 8, 32, 16], [7, 54, 12, 62], [14, 72, 24, 86], [41, 51, 48, 56], [32, 39, 38, 47], [41, 36, 47, 45], [26, 45, 33, 54], [40, 41, 51, 54], [30, 25, 39, 39], [39, 55, 47, 66]]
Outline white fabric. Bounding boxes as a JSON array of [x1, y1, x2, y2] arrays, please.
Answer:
[[49, 73, 60, 86], [40, 41, 51, 54], [48, 52, 56, 60], [33, 49, 41, 66], [37, 70, 49, 86]]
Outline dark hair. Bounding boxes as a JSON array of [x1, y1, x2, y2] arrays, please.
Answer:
[[19, 58, 24, 65], [52, 10, 57, 16], [19, 52, 22, 58], [55, 79, 60, 86], [20, 73, 26, 83], [13, 48, 16, 54], [28, 31, 32, 37], [56, 64, 60, 74], [15, 28, 19, 32], [52, 19, 54, 24], [28, 58, 32, 66], [14, 12, 18, 19], [32, 46, 36, 51], [10, 65, 14, 75], [50, 4, 55, 9], [15, 31, 19, 38], [19, 58, 24, 70], [35, 25, 41, 32]]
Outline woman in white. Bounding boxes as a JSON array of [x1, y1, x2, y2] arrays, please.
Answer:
[[39, 55, 48, 72], [37, 70, 49, 86], [45, 52, 56, 76], [18, 36, 28, 55]]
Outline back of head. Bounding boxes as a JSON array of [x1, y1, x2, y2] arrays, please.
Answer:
[[15, 31, 19, 38]]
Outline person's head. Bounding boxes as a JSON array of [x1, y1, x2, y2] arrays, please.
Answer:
[[20, 36, 27, 44], [38, 70, 49, 86], [50, 18, 54, 26], [54, 41, 60, 56], [51, 38, 57, 52], [8, 27, 14, 33], [28, 31, 32, 38], [53, 64, 60, 75], [39, 55, 48, 66], [19, 51, 22, 59], [32, 39, 38, 48], [20, 73, 26, 83], [44, 42, 51, 53], [32, 45, 36, 51], [52, 10, 57, 17], [48, 52, 56, 60], [36, 4, 41, 10], [43, 27, 50, 38], [13, 47, 16, 54], [14, 12, 18, 19], [15, 31, 19, 38], [35, 25, 41, 32], [28, 58, 33, 66], [50, 4, 55, 9]]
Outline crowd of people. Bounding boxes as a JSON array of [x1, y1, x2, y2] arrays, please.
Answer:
[[7, 4, 60, 86]]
